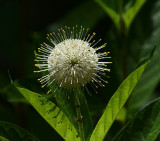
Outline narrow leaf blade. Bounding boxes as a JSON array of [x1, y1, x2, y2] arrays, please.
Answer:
[[14, 85, 80, 141], [124, 0, 147, 30], [95, 0, 120, 30], [90, 61, 149, 141]]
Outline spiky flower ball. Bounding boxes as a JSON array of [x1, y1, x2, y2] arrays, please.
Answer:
[[34, 26, 111, 93]]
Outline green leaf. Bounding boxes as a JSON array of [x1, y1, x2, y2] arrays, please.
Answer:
[[0, 136, 9, 141], [124, 0, 147, 31], [128, 46, 160, 116], [130, 48, 160, 114], [0, 121, 39, 141], [128, 0, 160, 114], [95, 0, 120, 30], [95, 0, 147, 32], [113, 97, 160, 141], [14, 84, 80, 141], [0, 84, 27, 103], [90, 61, 149, 141], [134, 46, 156, 70], [116, 108, 127, 123]]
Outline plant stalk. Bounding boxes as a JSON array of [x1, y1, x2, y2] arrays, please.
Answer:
[[75, 95, 85, 141]]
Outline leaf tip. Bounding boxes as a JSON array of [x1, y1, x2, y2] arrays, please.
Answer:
[[8, 70, 13, 84]]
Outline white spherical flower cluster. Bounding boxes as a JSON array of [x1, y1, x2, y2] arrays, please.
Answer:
[[48, 39, 98, 88], [34, 26, 111, 94]]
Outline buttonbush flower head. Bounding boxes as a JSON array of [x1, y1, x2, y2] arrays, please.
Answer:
[[34, 26, 111, 94]]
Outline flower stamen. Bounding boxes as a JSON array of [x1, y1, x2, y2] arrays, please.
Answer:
[[34, 26, 111, 93]]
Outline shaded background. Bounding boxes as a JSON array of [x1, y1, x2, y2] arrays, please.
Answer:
[[0, 0, 160, 140]]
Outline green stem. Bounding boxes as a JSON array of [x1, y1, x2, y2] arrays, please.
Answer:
[[75, 95, 85, 141]]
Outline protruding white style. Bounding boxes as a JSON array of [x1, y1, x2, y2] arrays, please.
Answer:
[[34, 26, 111, 94]]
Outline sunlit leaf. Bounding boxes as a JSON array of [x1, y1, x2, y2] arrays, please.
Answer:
[[0, 121, 39, 141], [14, 84, 80, 141], [113, 98, 160, 141], [90, 61, 149, 141], [0, 136, 9, 141], [116, 107, 127, 123]]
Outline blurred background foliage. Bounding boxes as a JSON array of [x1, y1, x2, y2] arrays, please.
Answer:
[[0, 0, 160, 140]]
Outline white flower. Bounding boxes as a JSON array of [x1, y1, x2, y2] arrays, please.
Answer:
[[34, 26, 111, 94]]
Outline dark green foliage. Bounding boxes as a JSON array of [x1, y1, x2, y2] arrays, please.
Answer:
[[113, 98, 160, 141], [0, 0, 160, 140], [0, 121, 39, 141]]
